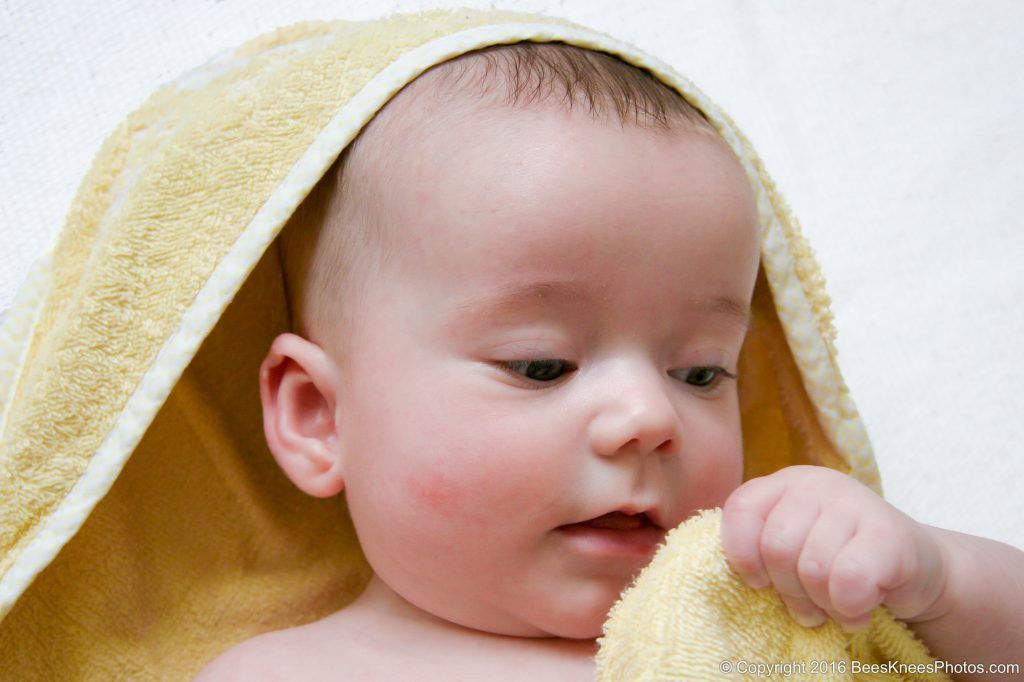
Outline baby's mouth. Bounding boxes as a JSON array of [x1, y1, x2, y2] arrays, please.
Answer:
[[557, 511, 666, 558], [574, 511, 655, 530]]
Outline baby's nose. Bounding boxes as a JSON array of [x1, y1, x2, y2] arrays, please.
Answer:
[[586, 362, 681, 458]]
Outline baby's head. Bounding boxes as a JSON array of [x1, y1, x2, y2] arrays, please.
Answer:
[[260, 42, 760, 639]]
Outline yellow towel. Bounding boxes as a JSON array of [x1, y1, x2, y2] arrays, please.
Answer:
[[0, 8, 947, 680], [597, 509, 950, 681]]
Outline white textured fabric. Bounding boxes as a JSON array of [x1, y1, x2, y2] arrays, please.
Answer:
[[2, 0, 1021, 551]]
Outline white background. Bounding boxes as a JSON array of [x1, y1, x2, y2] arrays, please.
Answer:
[[2, 1, 1021, 549]]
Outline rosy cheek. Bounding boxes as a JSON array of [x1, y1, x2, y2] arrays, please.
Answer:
[[404, 469, 466, 519]]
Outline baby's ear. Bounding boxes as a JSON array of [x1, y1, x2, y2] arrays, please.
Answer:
[[258, 333, 345, 497]]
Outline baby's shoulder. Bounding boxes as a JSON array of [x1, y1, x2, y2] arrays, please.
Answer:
[[193, 626, 372, 681], [193, 630, 298, 681], [193, 632, 276, 681], [194, 613, 597, 681]]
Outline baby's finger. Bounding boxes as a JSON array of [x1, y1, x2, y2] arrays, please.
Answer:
[[796, 510, 859, 617], [880, 527, 947, 621], [721, 476, 787, 588], [828, 521, 905, 621], [760, 494, 820, 606], [779, 592, 829, 628]]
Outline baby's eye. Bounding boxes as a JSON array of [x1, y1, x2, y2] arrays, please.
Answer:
[[675, 366, 736, 389], [495, 360, 736, 391], [497, 359, 575, 384]]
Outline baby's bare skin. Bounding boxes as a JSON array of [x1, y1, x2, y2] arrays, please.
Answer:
[[196, 576, 598, 681], [305, 589, 597, 681]]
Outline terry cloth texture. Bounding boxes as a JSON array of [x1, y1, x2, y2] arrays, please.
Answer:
[[597, 509, 949, 681], [0, 8, 946, 680]]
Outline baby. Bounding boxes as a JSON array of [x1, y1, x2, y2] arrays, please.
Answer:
[[197, 42, 1024, 680]]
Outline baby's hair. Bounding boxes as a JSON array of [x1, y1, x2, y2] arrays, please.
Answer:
[[277, 41, 723, 363]]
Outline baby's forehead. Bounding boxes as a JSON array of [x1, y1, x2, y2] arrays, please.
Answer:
[[349, 45, 721, 186], [351, 61, 496, 175], [334, 44, 743, 259]]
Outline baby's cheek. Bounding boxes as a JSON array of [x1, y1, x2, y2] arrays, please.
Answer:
[[401, 461, 522, 530], [678, 429, 744, 509], [405, 469, 466, 520]]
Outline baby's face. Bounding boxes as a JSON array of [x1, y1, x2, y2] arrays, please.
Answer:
[[332, 102, 760, 639]]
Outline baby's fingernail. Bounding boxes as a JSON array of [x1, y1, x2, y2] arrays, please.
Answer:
[[793, 610, 827, 628]]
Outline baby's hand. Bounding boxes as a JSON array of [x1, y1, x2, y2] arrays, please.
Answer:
[[720, 465, 950, 632]]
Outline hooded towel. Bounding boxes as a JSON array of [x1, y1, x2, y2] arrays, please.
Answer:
[[0, 8, 948, 681]]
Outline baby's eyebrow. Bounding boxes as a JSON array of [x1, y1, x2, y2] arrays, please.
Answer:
[[451, 279, 592, 316], [695, 295, 752, 330], [449, 279, 751, 330]]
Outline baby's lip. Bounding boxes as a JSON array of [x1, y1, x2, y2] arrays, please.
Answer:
[[567, 505, 666, 530]]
